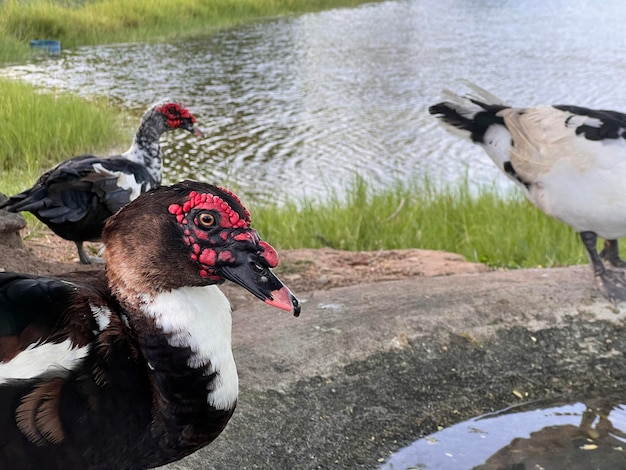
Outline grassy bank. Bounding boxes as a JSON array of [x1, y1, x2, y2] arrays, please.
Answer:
[[0, 82, 589, 270], [253, 177, 589, 269], [0, 78, 128, 195], [0, 0, 378, 63]]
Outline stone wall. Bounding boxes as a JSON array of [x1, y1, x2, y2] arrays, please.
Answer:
[[0, 193, 26, 249]]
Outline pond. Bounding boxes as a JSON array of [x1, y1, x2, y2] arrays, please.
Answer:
[[4, 0, 626, 203]]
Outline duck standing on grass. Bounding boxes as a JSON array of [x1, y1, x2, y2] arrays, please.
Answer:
[[0, 99, 204, 264], [429, 82, 626, 303], [0, 180, 300, 469]]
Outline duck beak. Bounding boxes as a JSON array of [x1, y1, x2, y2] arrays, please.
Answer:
[[191, 126, 205, 138], [182, 119, 204, 138], [220, 252, 301, 317]]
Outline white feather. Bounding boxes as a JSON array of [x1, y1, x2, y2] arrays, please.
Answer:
[[90, 303, 112, 331], [528, 144, 626, 238], [0, 339, 90, 383], [435, 85, 626, 239], [92, 163, 144, 200], [458, 79, 506, 106], [143, 285, 238, 410]]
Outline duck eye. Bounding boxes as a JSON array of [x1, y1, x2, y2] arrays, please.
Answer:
[[250, 261, 265, 273], [197, 212, 216, 228]]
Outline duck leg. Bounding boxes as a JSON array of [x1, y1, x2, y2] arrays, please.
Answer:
[[580, 231, 626, 303], [599, 239, 626, 268], [75, 241, 104, 265]]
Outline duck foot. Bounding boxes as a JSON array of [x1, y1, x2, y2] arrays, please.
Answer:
[[596, 269, 626, 304], [600, 239, 626, 269]]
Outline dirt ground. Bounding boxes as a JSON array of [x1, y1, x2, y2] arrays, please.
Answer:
[[0, 228, 489, 294]]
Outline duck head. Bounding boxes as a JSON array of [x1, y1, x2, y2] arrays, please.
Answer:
[[103, 180, 300, 316], [147, 99, 204, 138]]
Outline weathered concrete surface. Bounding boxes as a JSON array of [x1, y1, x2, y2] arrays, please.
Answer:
[[162, 266, 626, 469]]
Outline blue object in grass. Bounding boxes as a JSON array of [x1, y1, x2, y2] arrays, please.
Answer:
[[30, 40, 61, 56]]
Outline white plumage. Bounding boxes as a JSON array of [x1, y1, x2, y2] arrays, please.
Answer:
[[430, 83, 626, 302], [145, 285, 239, 410], [0, 339, 90, 384]]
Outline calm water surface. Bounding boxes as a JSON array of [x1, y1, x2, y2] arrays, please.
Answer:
[[3, 0, 626, 202]]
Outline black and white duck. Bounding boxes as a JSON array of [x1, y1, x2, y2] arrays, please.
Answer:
[[430, 83, 626, 303]]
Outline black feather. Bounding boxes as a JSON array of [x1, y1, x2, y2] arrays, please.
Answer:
[[428, 101, 508, 144], [554, 105, 626, 141]]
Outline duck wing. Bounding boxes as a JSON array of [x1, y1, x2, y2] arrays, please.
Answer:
[[0, 155, 155, 224], [504, 105, 626, 183], [0, 272, 107, 367]]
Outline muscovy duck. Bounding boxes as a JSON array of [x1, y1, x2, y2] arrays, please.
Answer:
[[429, 83, 626, 303], [0, 180, 300, 469], [0, 99, 204, 264]]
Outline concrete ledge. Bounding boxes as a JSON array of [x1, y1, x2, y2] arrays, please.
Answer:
[[162, 266, 626, 469]]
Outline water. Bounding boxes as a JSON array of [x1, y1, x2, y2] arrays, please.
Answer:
[[3, 0, 626, 204], [381, 394, 626, 469]]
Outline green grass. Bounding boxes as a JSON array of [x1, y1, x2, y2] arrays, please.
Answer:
[[252, 176, 590, 269], [0, 77, 129, 192], [0, 0, 378, 62], [0, 78, 129, 234]]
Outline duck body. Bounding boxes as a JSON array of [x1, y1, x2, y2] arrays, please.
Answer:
[[0, 100, 203, 264], [429, 84, 626, 302], [507, 105, 626, 235], [10, 155, 157, 245], [0, 181, 300, 468], [0, 273, 233, 469]]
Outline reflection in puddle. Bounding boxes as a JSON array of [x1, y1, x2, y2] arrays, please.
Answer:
[[381, 394, 626, 469]]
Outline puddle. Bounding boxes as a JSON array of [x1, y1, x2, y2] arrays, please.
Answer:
[[381, 393, 626, 469]]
